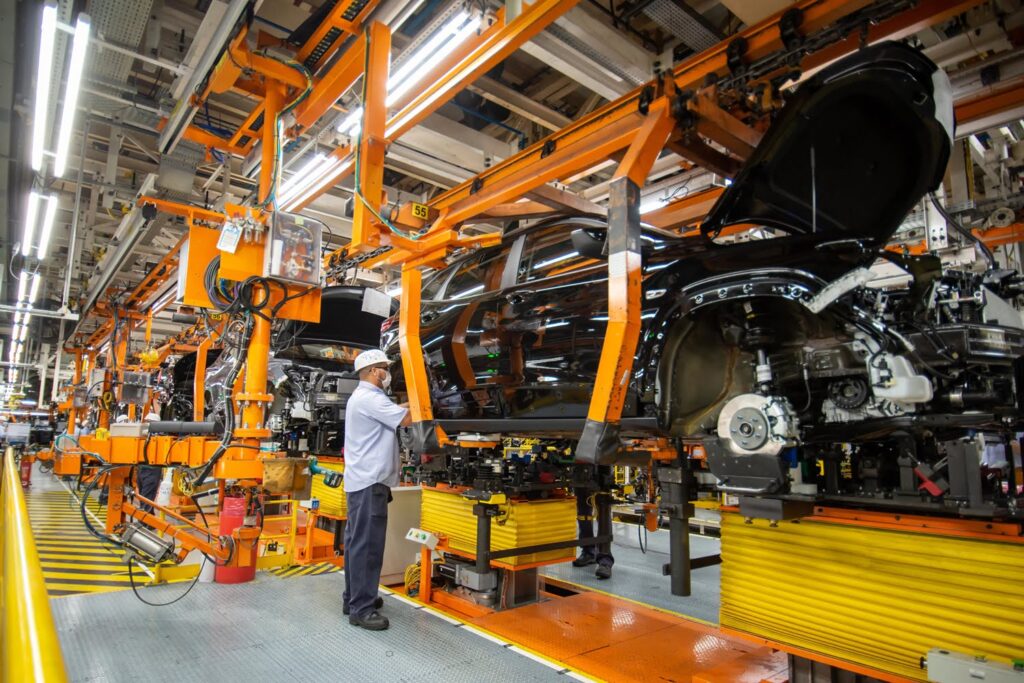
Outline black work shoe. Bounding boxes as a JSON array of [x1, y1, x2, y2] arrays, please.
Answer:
[[349, 610, 389, 631], [595, 564, 612, 580], [343, 596, 384, 615], [572, 555, 597, 568]]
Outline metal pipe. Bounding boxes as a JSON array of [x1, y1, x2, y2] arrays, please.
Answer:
[[50, 325, 62, 402], [1, 447, 70, 682], [80, 84, 163, 115], [63, 118, 90, 310], [158, 0, 250, 155], [89, 34, 189, 75], [474, 504, 492, 573], [0, 305, 79, 321]]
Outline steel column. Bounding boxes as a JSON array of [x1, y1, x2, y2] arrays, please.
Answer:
[[578, 102, 675, 464], [351, 22, 391, 253]]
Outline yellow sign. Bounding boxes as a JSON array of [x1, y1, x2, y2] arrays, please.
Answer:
[[411, 202, 429, 220]]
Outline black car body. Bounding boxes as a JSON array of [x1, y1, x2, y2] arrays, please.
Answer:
[[162, 286, 396, 454], [382, 43, 1024, 518]]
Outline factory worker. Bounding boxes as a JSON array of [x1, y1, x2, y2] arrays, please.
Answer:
[[342, 349, 411, 631]]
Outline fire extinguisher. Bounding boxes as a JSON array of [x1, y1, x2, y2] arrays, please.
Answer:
[[20, 454, 33, 488]]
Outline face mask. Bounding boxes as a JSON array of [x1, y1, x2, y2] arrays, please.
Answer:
[[379, 369, 392, 390]]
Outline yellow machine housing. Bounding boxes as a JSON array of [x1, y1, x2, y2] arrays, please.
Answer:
[[420, 487, 576, 567], [310, 461, 347, 517], [719, 512, 1024, 681]]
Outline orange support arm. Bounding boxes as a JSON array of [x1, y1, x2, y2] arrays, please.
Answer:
[[578, 101, 676, 465], [399, 266, 442, 453], [122, 498, 232, 564], [350, 22, 391, 253]]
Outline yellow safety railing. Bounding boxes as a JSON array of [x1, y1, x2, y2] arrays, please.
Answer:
[[1, 447, 69, 681]]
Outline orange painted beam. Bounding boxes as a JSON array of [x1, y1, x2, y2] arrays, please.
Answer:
[[350, 22, 391, 253], [799, 0, 986, 78], [181, 124, 248, 157], [890, 222, 1024, 255], [385, 0, 575, 141], [293, 40, 365, 134], [294, 0, 380, 71], [644, 186, 725, 231], [955, 79, 1024, 130]]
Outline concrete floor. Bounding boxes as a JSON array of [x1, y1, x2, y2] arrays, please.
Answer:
[[542, 522, 721, 624], [33, 462, 722, 682], [52, 573, 580, 682]]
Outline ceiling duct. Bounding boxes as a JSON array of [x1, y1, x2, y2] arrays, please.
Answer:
[[641, 0, 722, 53], [80, 0, 156, 115], [545, 23, 648, 87]]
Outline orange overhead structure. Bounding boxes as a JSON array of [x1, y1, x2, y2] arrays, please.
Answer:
[[303, 0, 988, 458], [579, 100, 677, 463], [954, 80, 1024, 131], [293, 0, 382, 71], [350, 22, 392, 252], [890, 222, 1024, 255], [644, 186, 726, 231]]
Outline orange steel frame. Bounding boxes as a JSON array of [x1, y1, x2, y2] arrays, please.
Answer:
[[59, 46, 324, 569], [301, 0, 982, 460]]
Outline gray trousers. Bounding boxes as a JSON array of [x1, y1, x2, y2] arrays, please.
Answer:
[[343, 483, 390, 618], [137, 466, 161, 513], [577, 494, 614, 568]]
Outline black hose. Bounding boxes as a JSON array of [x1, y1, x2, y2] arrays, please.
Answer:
[[929, 193, 996, 269], [128, 554, 205, 607]]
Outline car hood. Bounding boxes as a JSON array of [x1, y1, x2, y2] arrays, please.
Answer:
[[701, 42, 953, 245], [293, 285, 397, 348]]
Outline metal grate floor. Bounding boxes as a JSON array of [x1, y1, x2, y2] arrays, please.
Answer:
[[52, 572, 574, 682], [542, 522, 721, 624]]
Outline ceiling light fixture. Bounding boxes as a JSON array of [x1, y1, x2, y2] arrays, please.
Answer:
[[31, 4, 57, 172], [21, 192, 42, 257], [28, 275, 42, 304], [16, 273, 29, 302], [36, 195, 58, 259], [54, 14, 90, 178], [336, 10, 478, 136], [280, 154, 350, 212], [277, 152, 331, 207]]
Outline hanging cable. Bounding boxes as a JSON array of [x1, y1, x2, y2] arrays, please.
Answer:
[[351, 29, 427, 241], [255, 52, 313, 210]]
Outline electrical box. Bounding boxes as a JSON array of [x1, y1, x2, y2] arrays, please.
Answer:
[[405, 527, 439, 550], [264, 212, 322, 285], [121, 371, 152, 405], [6, 423, 30, 445], [88, 369, 106, 397], [72, 385, 89, 409]]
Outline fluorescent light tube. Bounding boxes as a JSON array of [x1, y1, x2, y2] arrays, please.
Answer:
[[282, 155, 347, 211], [16, 273, 28, 302], [32, 5, 57, 172], [28, 274, 42, 304], [388, 14, 478, 106], [37, 194, 58, 258], [277, 152, 332, 206], [336, 12, 478, 133], [54, 14, 90, 178], [21, 192, 41, 257]]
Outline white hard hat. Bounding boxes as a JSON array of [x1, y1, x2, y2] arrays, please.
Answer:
[[115, 414, 129, 423], [354, 349, 392, 372], [145, 412, 160, 422]]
